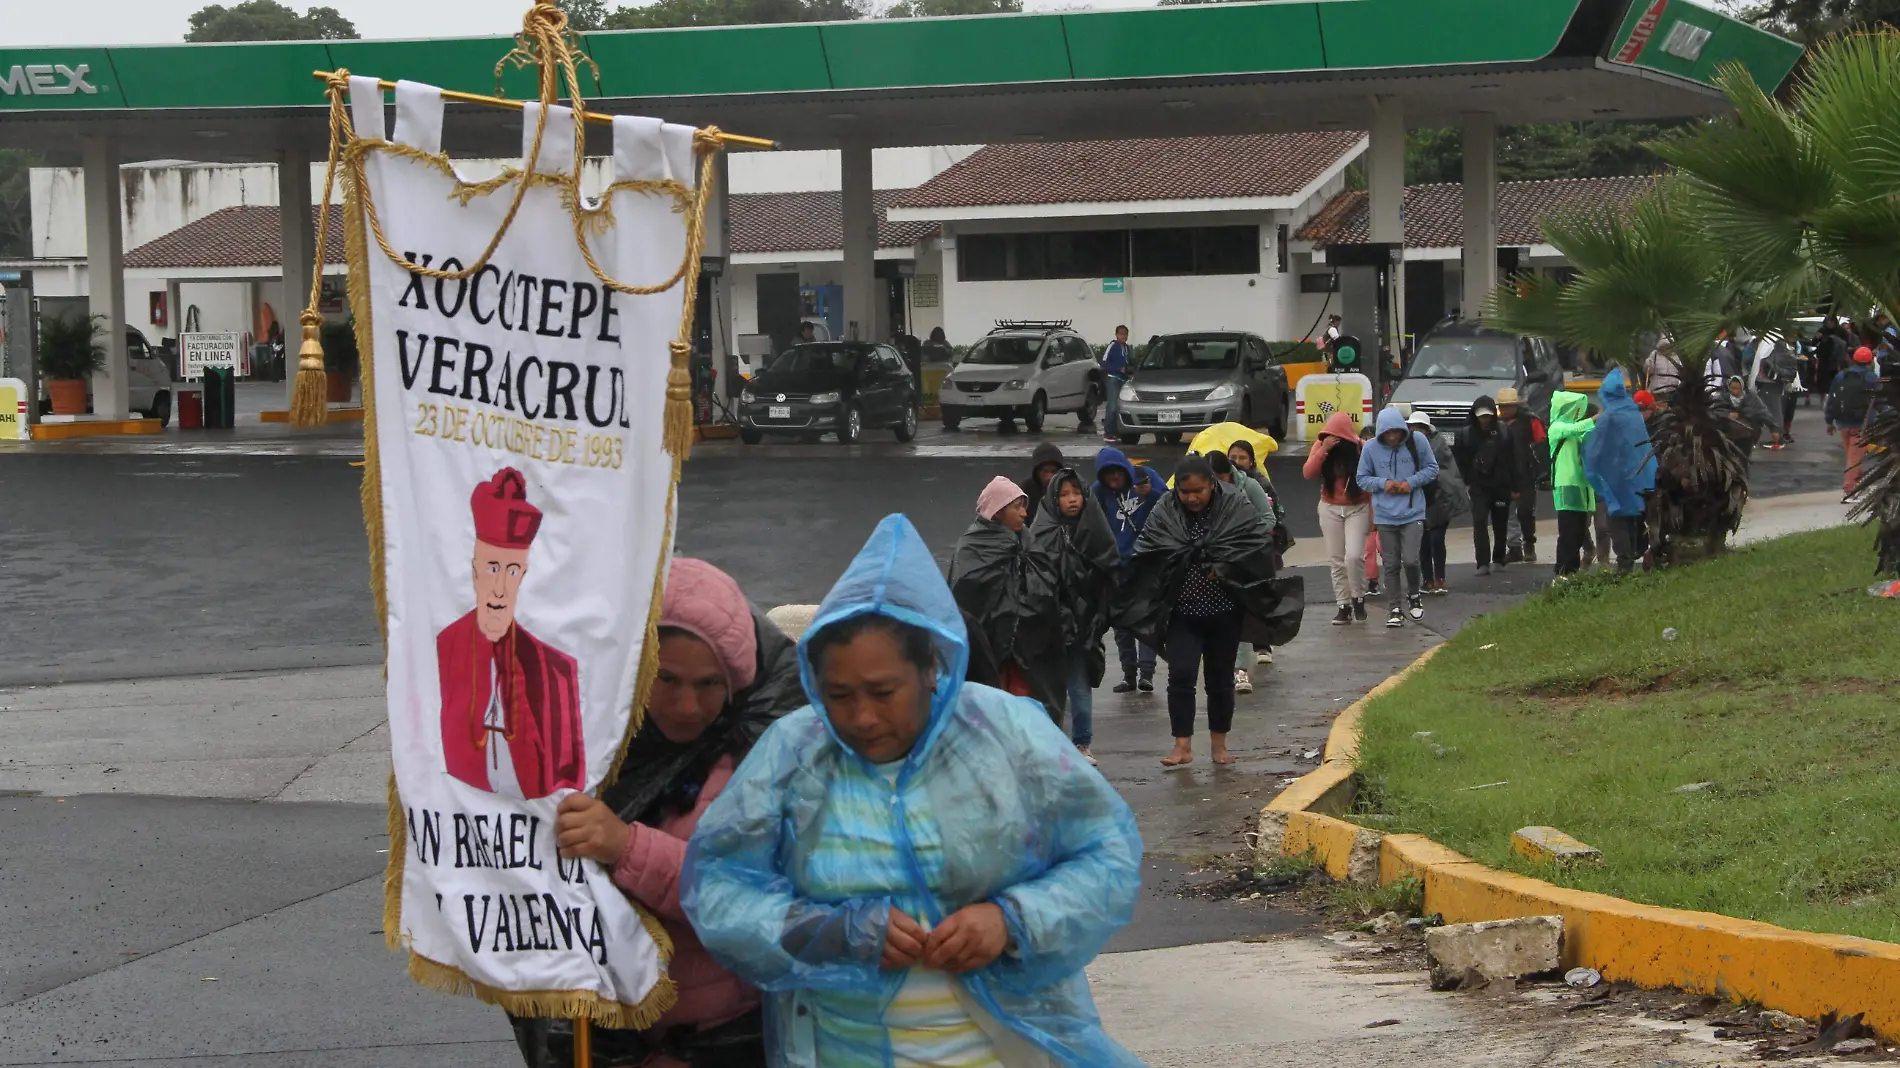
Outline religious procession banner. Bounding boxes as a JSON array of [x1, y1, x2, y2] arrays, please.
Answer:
[[336, 68, 712, 1026]]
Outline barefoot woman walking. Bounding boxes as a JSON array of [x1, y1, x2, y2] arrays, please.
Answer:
[[1116, 456, 1292, 768]]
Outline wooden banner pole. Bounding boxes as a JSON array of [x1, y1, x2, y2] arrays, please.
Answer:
[[309, 71, 779, 150], [574, 1015, 592, 1067]]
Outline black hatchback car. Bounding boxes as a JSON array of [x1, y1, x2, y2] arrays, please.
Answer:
[[738, 342, 920, 445]]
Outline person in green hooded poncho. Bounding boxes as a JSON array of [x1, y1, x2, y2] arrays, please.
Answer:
[[1547, 390, 1596, 576]]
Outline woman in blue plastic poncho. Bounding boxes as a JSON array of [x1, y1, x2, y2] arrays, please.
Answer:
[[681, 514, 1146, 1068]]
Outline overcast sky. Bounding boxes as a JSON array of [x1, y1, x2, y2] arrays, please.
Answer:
[[7, 0, 1154, 46]]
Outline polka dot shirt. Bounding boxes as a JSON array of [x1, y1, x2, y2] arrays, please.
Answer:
[[1173, 510, 1236, 617]]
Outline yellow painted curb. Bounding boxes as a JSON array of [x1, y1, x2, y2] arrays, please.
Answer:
[[1261, 643, 1900, 1037], [31, 418, 162, 440]]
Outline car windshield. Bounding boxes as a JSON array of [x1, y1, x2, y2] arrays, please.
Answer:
[[1407, 338, 1520, 379], [962, 336, 1043, 365], [1136, 337, 1240, 371], [768, 344, 867, 374]]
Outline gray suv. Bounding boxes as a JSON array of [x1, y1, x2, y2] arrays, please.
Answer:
[[1389, 320, 1564, 432], [1114, 332, 1290, 445]]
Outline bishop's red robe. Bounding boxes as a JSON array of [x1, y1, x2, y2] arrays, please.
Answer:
[[438, 611, 584, 799]]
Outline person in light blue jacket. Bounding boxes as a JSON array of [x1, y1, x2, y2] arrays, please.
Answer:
[[1355, 405, 1439, 627], [681, 513, 1146, 1068]]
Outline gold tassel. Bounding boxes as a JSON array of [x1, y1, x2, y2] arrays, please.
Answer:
[[663, 339, 694, 459], [289, 311, 332, 427]]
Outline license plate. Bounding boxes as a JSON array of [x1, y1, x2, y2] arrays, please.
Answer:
[[1157, 409, 1182, 424], [768, 405, 791, 419]]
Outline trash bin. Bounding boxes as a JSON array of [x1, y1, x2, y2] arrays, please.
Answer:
[[202, 367, 235, 429], [178, 387, 203, 429]]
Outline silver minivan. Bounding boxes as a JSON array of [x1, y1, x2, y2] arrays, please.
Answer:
[[939, 321, 1102, 433]]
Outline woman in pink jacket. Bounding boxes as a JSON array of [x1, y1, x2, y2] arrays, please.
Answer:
[[511, 557, 804, 1068], [1302, 411, 1375, 625]]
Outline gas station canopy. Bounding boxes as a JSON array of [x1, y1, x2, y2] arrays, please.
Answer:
[[0, 0, 1801, 161]]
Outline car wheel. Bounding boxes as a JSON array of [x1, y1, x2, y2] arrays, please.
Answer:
[[1269, 394, 1289, 442], [837, 404, 863, 444], [147, 390, 172, 428], [1240, 397, 1254, 427], [739, 426, 762, 445], [894, 403, 918, 443], [1159, 432, 1182, 445], [1077, 381, 1100, 426], [1024, 393, 1047, 434], [941, 408, 961, 431], [1119, 432, 1143, 446]]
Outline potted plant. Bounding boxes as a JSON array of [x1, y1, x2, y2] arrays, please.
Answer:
[[37, 312, 106, 416], [319, 318, 359, 404]]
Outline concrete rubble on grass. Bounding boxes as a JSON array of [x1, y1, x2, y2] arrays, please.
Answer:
[[1425, 915, 1564, 990], [1511, 825, 1604, 865]]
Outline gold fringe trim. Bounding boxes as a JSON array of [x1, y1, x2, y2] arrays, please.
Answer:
[[405, 944, 677, 1031]]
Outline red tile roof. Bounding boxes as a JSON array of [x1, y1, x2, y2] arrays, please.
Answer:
[[1295, 175, 1659, 249], [728, 190, 936, 254], [126, 194, 936, 267], [891, 132, 1366, 210], [125, 205, 346, 270]]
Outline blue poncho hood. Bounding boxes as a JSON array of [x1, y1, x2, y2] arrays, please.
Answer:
[[798, 513, 970, 769], [1584, 368, 1657, 517]]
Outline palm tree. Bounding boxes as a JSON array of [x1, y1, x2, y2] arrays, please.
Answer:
[[1486, 182, 1766, 560], [1492, 32, 1900, 571], [1653, 31, 1900, 575]]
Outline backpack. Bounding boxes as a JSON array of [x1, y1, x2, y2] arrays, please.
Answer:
[[1837, 369, 1873, 424], [1403, 433, 1439, 509]]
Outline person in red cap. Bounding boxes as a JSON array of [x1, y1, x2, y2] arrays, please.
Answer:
[[1633, 389, 1657, 409], [1826, 345, 1881, 495], [438, 467, 583, 799]]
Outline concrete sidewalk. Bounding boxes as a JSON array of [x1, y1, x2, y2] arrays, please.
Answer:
[[1282, 488, 1850, 571]]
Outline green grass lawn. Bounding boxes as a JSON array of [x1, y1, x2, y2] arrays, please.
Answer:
[[1354, 524, 1900, 943]]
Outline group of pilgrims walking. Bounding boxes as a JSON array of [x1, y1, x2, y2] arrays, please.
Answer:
[[948, 439, 1300, 769]]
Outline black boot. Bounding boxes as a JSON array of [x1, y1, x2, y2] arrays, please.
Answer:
[[1113, 674, 1137, 694]]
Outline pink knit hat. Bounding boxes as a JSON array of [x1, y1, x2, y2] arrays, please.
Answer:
[[976, 475, 1026, 520], [658, 557, 757, 692]]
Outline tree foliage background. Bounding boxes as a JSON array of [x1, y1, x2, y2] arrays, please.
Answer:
[[184, 0, 359, 41]]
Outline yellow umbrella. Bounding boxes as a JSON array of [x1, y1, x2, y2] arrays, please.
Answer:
[[1186, 421, 1279, 460], [1165, 422, 1280, 488]]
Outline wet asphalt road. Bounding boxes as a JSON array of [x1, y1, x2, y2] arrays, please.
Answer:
[[0, 405, 1841, 685]]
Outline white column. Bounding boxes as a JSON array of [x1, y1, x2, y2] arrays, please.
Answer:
[[83, 135, 130, 420], [1367, 95, 1407, 370], [1461, 114, 1498, 321], [279, 142, 315, 404], [1367, 96, 1405, 248], [839, 141, 876, 343]]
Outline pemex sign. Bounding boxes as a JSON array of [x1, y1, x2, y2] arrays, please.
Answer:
[[0, 64, 98, 97]]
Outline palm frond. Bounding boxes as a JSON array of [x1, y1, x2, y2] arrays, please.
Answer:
[[1483, 271, 1566, 341]]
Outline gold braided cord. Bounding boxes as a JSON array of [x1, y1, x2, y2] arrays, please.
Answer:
[[331, 2, 711, 298], [344, 135, 704, 297]]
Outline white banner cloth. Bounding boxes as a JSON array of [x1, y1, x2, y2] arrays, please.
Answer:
[[354, 77, 699, 1022]]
